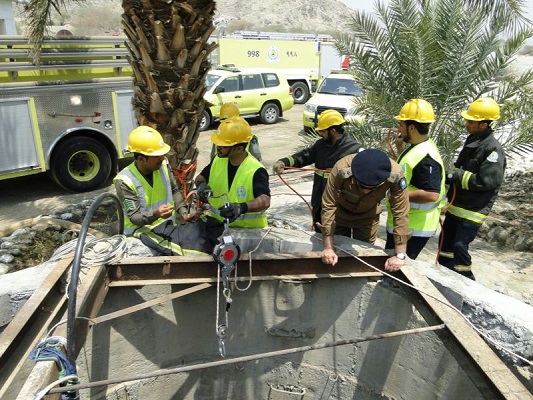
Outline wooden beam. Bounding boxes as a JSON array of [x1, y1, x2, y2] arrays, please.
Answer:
[[0, 257, 71, 400], [107, 251, 387, 286]]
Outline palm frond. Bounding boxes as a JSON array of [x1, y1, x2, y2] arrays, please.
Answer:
[[26, 0, 73, 64]]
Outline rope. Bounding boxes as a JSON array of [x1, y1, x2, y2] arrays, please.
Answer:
[[275, 166, 318, 231], [298, 230, 533, 367], [81, 235, 127, 267], [172, 160, 198, 198], [234, 226, 275, 292]]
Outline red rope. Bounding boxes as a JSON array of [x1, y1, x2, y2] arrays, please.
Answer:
[[276, 165, 329, 231]]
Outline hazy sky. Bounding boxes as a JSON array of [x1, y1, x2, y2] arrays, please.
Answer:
[[339, 0, 533, 20]]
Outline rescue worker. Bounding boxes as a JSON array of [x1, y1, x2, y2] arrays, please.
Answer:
[[272, 109, 363, 231], [385, 99, 445, 259], [210, 103, 262, 161], [114, 126, 212, 255], [438, 98, 506, 280], [320, 149, 410, 271], [195, 116, 270, 244]]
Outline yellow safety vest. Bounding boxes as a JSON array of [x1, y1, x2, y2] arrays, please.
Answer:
[[114, 162, 175, 236], [386, 139, 445, 237], [208, 155, 268, 228]]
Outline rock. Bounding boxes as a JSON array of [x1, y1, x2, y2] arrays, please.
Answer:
[[32, 223, 50, 232], [487, 226, 511, 246], [59, 213, 74, 221], [514, 236, 533, 252], [10, 228, 31, 237], [0, 254, 15, 264], [0, 263, 11, 275]]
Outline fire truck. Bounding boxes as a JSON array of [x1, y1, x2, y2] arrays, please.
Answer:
[[210, 31, 347, 104], [0, 35, 136, 192]]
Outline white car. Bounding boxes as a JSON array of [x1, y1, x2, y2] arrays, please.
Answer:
[[303, 72, 363, 132]]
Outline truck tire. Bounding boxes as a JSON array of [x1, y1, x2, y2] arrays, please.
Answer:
[[199, 110, 211, 131], [50, 137, 112, 192], [260, 102, 280, 124], [291, 82, 310, 104]]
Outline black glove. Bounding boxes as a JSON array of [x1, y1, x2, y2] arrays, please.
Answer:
[[218, 203, 242, 222], [196, 182, 212, 203], [446, 168, 461, 185]]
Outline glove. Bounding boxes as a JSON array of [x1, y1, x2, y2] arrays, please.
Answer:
[[272, 160, 285, 175], [218, 203, 242, 222], [196, 182, 212, 203], [445, 168, 462, 185]]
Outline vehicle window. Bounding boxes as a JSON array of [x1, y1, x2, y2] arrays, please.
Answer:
[[318, 78, 363, 96], [205, 74, 222, 91], [242, 74, 264, 90], [217, 76, 240, 92], [262, 73, 280, 88]]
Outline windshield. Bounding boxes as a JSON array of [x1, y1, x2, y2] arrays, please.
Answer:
[[317, 78, 363, 96], [205, 73, 222, 91]]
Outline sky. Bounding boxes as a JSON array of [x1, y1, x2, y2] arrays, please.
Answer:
[[339, 0, 533, 20]]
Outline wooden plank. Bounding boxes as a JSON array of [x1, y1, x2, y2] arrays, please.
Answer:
[[401, 266, 533, 400], [107, 251, 388, 285], [0, 257, 71, 367], [15, 264, 109, 400], [92, 283, 212, 325]]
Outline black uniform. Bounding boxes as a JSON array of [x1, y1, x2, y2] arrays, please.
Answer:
[[438, 126, 506, 279], [278, 134, 362, 229]]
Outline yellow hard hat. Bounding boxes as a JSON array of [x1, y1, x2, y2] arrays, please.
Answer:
[[211, 117, 252, 146], [219, 103, 240, 119], [127, 126, 170, 156], [461, 98, 500, 121], [394, 99, 435, 123], [317, 109, 345, 130]]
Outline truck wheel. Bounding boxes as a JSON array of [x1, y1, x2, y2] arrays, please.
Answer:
[[50, 137, 112, 192], [260, 102, 280, 124], [199, 110, 211, 131], [292, 82, 309, 104]]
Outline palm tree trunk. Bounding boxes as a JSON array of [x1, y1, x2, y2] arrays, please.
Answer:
[[121, 0, 217, 182]]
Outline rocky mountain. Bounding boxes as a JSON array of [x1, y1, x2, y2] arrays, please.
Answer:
[[15, 0, 356, 37], [213, 0, 355, 33]]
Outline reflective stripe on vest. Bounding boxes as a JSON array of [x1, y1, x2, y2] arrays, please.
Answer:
[[386, 139, 445, 237], [314, 170, 330, 178], [114, 162, 175, 236], [447, 204, 487, 224], [439, 251, 454, 259], [454, 264, 472, 272], [461, 170, 473, 190], [208, 155, 268, 228]]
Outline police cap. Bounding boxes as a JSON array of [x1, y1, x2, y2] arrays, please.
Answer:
[[351, 149, 391, 187]]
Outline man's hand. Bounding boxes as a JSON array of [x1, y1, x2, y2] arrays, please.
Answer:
[[155, 204, 174, 219], [321, 248, 338, 266], [384, 255, 405, 272], [218, 203, 242, 222], [272, 160, 286, 175], [196, 182, 212, 203], [446, 168, 462, 185]]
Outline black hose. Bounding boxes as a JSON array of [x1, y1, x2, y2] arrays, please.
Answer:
[[66, 192, 124, 366]]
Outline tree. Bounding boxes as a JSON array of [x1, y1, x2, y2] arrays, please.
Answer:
[[26, 0, 217, 184], [335, 0, 533, 166]]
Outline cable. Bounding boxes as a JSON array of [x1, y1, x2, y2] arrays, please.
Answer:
[[234, 226, 275, 291], [300, 230, 533, 366], [33, 374, 79, 400]]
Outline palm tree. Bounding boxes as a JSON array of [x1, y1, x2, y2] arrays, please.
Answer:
[[335, 0, 533, 166], [26, 0, 217, 184]]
